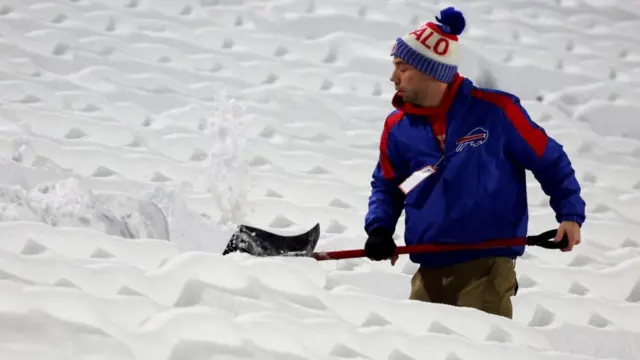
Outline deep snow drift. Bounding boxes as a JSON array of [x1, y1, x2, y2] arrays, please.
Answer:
[[0, 0, 639, 359]]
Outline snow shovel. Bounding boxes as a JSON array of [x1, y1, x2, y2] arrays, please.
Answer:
[[221, 223, 569, 260]]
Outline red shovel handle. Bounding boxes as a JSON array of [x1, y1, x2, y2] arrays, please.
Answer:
[[311, 237, 529, 261]]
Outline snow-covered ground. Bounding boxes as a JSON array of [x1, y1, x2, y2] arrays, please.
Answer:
[[0, 0, 639, 359]]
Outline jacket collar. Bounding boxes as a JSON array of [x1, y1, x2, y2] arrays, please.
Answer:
[[391, 73, 465, 118]]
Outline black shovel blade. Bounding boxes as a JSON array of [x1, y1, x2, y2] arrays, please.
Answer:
[[222, 223, 321, 257]]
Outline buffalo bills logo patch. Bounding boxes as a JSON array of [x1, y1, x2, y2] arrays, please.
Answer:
[[456, 127, 489, 152]]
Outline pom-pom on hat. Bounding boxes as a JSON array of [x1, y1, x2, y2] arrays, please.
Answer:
[[391, 6, 466, 84]]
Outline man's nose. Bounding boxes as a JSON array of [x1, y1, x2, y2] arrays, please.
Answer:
[[389, 70, 397, 83]]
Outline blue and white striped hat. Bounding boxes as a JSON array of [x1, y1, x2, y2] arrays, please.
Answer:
[[391, 6, 466, 84]]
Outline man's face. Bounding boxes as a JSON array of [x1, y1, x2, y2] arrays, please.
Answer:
[[389, 57, 440, 104]]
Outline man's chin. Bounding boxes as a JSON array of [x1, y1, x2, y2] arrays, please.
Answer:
[[395, 91, 415, 103], [400, 93, 413, 102]]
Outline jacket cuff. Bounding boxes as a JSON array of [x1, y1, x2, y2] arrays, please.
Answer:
[[367, 227, 394, 238], [558, 215, 585, 227]]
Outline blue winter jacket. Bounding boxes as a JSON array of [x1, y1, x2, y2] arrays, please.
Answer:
[[364, 73, 586, 268]]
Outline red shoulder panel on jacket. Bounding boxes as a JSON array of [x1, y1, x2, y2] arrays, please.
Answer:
[[380, 111, 405, 179], [471, 89, 547, 157]]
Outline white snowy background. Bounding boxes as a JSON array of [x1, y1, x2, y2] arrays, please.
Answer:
[[0, 0, 639, 359]]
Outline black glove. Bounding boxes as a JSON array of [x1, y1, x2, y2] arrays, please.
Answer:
[[364, 227, 396, 261]]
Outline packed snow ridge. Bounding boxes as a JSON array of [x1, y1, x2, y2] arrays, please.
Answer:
[[0, 0, 639, 359]]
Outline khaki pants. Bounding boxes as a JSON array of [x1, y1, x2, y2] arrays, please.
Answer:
[[409, 257, 518, 319]]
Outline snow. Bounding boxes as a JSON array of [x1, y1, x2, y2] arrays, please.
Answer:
[[0, 0, 639, 359]]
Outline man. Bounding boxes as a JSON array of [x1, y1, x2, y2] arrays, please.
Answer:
[[363, 6, 586, 319]]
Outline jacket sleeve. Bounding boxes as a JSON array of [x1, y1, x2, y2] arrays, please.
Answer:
[[364, 112, 407, 236], [501, 99, 586, 226]]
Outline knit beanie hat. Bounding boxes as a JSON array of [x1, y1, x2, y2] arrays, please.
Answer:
[[390, 6, 466, 84]]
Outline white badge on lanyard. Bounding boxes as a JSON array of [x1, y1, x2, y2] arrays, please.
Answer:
[[399, 165, 436, 194], [398, 156, 443, 195]]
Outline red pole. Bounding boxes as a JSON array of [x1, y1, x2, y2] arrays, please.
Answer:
[[311, 237, 528, 261]]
